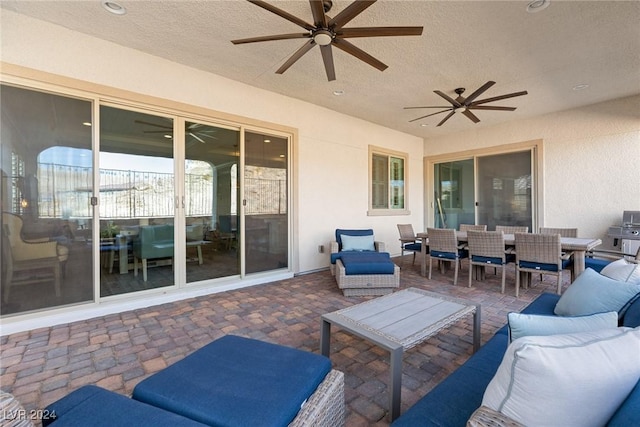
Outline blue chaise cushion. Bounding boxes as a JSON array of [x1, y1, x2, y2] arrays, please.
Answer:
[[132, 335, 331, 427], [340, 252, 395, 275], [43, 385, 206, 426]]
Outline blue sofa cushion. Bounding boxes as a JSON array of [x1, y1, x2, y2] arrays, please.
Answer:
[[391, 333, 509, 427], [132, 335, 331, 427], [585, 257, 612, 273], [339, 252, 395, 275], [495, 293, 560, 336], [621, 293, 640, 327], [43, 385, 206, 427], [608, 381, 640, 426]]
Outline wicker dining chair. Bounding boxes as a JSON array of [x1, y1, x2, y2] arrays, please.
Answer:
[[427, 228, 468, 286], [514, 232, 573, 297], [467, 230, 515, 293], [539, 227, 577, 280], [459, 224, 488, 232], [397, 224, 424, 265]]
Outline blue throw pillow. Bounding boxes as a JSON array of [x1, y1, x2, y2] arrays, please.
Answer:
[[554, 268, 640, 317], [340, 234, 375, 251], [507, 311, 618, 342]]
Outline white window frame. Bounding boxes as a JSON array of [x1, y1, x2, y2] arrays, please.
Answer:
[[368, 145, 409, 216]]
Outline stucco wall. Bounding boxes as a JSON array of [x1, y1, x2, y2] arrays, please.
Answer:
[[0, 10, 424, 273], [424, 95, 640, 240]]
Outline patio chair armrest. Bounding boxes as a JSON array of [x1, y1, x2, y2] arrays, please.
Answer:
[[374, 241, 386, 252], [330, 241, 339, 254]]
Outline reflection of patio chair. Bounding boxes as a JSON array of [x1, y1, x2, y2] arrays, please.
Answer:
[[2, 212, 69, 303]]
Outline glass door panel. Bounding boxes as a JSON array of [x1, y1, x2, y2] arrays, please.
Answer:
[[184, 121, 240, 283], [99, 106, 175, 296], [244, 131, 288, 274], [1, 84, 94, 316], [476, 151, 532, 230], [433, 159, 475, 229]]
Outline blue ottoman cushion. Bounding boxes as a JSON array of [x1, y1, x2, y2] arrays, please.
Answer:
[[132, 335, 332, 427], [43, 385, 206, 426], [339, 252, 395, 275]]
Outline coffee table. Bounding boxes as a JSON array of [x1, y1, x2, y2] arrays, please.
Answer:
[[320, 287, 480, 421]]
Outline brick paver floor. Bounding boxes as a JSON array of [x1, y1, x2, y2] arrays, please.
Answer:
[[1, 256, 565, 426]]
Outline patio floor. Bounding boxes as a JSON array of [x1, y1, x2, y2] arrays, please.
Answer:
[[0, 256, 568, 426]]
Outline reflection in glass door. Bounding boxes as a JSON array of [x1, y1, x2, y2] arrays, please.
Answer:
[[99, 106, 175, 296], [433, 159, 475, 229], [476, 151, 532, 230], [1, 84, 94, 316], [244, 131, 288, 274], [184, 121, 240, 283]]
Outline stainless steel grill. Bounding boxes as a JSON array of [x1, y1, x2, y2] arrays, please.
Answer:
[[607, 210, 640, 256]]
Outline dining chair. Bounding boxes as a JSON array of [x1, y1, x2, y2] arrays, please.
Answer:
[[459, 224, 488, 232], [539, 227, 577, 280], [514, 232, 573, 297], [427, 228, 468, 285], [397, 224, 425, 265], [467, 230, 515, 293]]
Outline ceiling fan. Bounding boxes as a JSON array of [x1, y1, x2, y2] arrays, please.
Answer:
[[404, 81, 528, 126], [135, 120, 218, 143], [231, 0, 423, 81]]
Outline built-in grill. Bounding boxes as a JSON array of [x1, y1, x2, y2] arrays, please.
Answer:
[[607, 210, 640, 256]]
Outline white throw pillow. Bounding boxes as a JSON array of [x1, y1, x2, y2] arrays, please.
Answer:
[[482, 327, 640, 427], [507, 311, 618, 342], [554, 268, 640, 317], [340, 234, 375, 251], [601, 258, 640, 285]]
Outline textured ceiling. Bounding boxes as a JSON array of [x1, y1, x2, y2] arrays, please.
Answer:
[[2, 0, 639, 138]]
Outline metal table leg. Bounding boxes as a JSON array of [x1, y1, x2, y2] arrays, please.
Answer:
[[389, 346, 403, 421]]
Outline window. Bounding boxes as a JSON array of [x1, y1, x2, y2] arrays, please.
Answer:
[[369, 146, 408, 215]]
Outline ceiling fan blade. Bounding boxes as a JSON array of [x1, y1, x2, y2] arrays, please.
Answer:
[[339, 26, 424, 38], [468, 105, 517, 111], [471, 91, 528, 106], [403, 106, 450, 110], [437, 111, 456, 127], [333, 38, 387, 71], [189, 132, 206, 144], [462, 109, 481, 123], [231, 33, 310, 44], [329, 0, 377, 29], [276, 40, 316, 74], [408, 109, 452, 123], [463, 81, 496, 104], [248, 0, 315, 31], [309, 0, 327, 27], [320, 45, 336, 81], [135, 120, 171, 129], [434, 90, 462, 108]]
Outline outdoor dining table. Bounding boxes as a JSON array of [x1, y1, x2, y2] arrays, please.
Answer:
[[416, 231, 602, 283]]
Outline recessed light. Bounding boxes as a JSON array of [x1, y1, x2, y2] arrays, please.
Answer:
[[264, 139, 271, 143], [279, 154, 285, 158], [332, 90, 345, 96], [572, 84, 589, 91], [420, 124, 428, 127], [164, 134, 172, 139], [82, 122, 92, 127], [102, 1, 126, 15], [526, 0, 550, 13]]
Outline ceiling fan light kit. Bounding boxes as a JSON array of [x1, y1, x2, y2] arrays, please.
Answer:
[[231, 0, 424, 81]]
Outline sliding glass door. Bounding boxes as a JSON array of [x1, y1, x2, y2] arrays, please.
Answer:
[[244, 131, 289, 274], [432, 150, 534, 230], [476, 151, 532, 230]]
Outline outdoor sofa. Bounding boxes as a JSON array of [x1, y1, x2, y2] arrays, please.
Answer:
[[37, 335, 345, 427], [392, 266, 640, 426]]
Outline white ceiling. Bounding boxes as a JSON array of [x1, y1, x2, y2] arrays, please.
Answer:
[[2, 0, 639, 138]]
